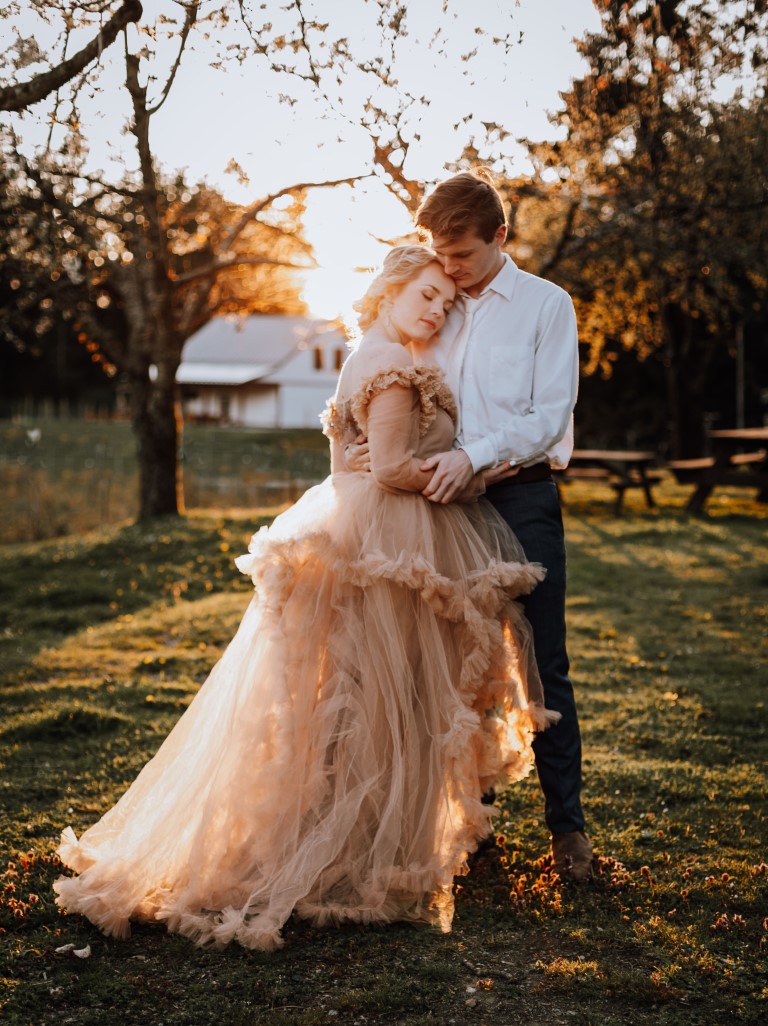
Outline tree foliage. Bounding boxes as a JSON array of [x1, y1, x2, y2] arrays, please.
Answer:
[[502, 0, 768, 454], [1, 1, 362, 517], [2, 0, 527, 517], [233, 0, 525, 213], [0, 1, 143, 113]]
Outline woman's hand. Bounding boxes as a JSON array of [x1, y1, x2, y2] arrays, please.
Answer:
[[483, 462, 522, 487], [344, 435, 371, 473]]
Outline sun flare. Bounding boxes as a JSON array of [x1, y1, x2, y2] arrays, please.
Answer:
[[300, 182, 415, 324]]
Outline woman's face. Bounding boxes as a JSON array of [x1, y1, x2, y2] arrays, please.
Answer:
[[387, 263, 456, 344]]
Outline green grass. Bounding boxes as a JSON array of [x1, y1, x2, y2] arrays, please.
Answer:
[[0, 419, 329, 543], [1, 486, 766, 1026]]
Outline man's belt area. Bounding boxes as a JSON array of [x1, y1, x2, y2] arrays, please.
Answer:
[[491, 462, 553, 486]]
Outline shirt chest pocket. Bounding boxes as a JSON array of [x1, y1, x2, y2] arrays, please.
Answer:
[[489, 344, 534, 412]]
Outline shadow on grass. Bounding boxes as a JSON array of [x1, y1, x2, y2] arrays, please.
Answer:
[[1, 499, 766, 1026], [0, 512, 272, 679]]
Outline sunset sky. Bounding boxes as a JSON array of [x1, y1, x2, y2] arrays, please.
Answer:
[[7, 0, 602, 318]]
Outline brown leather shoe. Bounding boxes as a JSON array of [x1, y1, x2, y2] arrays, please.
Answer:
[[551, 830, 594, 882]]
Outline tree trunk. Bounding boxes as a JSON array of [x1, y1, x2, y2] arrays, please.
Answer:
[[663, 304, 709, 458], [124, 50, 185, 520], [130, 365, 184, 520]]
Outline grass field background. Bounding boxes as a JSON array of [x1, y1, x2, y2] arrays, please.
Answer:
[[0, 419, 329, 544], [1, 425, 766, 1025]]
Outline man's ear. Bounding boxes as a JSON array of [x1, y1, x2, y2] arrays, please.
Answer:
[[494, 224, 508, 247]]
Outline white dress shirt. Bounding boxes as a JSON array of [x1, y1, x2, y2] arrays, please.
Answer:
[[417, 254, 579, 473]]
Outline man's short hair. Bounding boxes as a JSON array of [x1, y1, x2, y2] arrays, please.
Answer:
[[416, 167, 507, 244]]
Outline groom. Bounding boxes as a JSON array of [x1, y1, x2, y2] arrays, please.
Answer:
[[413, 168, 592, 881], [346, 168, 592, 879]]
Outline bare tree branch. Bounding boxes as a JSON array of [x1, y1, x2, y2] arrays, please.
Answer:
[[172, 255, 308, 286], [0, 0, 143, 113], [73, 298, 128, 367], [125, 47, 169, 284], [222, 173, 372, 251], [44, 23, 72, 153], [147, 1, 199, 116]]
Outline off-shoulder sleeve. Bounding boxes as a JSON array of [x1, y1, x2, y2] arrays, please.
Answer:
[[331, 358, 463, 496], [366, 383, 434, 494], [350, 364, 457, 438], [342, 362, 450, 495]]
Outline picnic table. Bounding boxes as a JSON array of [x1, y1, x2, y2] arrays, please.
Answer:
[[558, 449, 661, 514], [669, 427, 768, 513]]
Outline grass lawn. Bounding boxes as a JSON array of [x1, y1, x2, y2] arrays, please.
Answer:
[[0, 419, 330, 544], [0, 484, 766, 1026]]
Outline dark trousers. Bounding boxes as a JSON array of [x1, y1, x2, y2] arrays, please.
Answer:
[[485, 477, 585, 835]]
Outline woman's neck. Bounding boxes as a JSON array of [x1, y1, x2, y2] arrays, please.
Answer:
[[365, 320, 408, 347]]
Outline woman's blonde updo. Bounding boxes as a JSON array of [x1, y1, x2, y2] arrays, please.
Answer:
[[353, 245, 441, 333]]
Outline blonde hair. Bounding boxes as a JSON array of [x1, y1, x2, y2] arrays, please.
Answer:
[[416, 167, 507, 244], [353, 245, 441, 332]]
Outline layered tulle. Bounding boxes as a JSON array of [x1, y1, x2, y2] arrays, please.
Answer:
[[55, 350, 558, 951], [55, 472, 553, 951]]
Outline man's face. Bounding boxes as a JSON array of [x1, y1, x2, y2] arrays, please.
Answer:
[[430, 226, 506, 295]]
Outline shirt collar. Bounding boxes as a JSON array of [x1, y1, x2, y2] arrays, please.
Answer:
[[458, 253, 519, 302]]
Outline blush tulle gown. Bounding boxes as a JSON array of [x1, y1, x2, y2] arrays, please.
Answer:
[[54, 338, 558, 951]]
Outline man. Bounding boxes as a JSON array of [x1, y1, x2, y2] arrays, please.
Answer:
[[414, 168, 592, 882], [347, 168, 592, 881]]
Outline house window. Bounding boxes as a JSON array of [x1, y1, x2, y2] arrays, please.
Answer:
[[334, 348, 344, 371], [313, 346, 324, 371], [220, 395, 230, 421]]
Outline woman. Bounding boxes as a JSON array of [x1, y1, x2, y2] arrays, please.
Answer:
[[54, 247, 558, 951]]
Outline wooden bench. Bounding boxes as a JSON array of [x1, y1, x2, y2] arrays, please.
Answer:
[[670, 452, 766, 481], [557, 450, 661, 514], [559, 467, 612, 483], [669, 441, 768, 512], [668, 457, 716, 485]]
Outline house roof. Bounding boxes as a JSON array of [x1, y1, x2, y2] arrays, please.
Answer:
[[182, 315, 345, 362], [178, 315, 348, 387], [176, 362, 273, 386]]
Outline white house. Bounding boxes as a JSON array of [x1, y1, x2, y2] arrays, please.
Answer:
[[177, 315, 348, 428]]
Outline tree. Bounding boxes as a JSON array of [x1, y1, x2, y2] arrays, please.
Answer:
[[234, 0, 527, 215], [1, 1, 361, 518], [2, 0, 529, 517], [0, 1, 143, 113], [504, 0, 768, 455]]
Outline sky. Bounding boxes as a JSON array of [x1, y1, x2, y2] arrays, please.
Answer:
[[4, 0, 603, 320]]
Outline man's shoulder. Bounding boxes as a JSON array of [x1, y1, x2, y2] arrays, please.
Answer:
[[512, 264, 572, 306]]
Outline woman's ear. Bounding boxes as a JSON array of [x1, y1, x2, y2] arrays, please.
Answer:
[[380, 285, 398, 314]]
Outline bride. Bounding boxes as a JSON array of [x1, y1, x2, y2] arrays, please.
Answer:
[[54, 246, 558, 951]]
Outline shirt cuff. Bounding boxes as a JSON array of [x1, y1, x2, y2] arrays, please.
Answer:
[[460, 437, 497, 474]]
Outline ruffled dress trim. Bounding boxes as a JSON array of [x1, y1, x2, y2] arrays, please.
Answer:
[[54, 361, 556, 953], [321, 364, 457, 442], [236, 524, 555, 741]]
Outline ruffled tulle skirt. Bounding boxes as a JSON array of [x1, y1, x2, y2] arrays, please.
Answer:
[[54, 472, 555, 950]]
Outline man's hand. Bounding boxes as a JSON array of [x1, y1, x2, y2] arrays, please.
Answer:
[[420, 449, 474, 503], [345, 434, 371, 473], [483, 462, 521, 487]]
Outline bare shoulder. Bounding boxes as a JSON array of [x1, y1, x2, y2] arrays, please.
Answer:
[[336, 338, 416, 406], [357, 336, 416, 372]]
